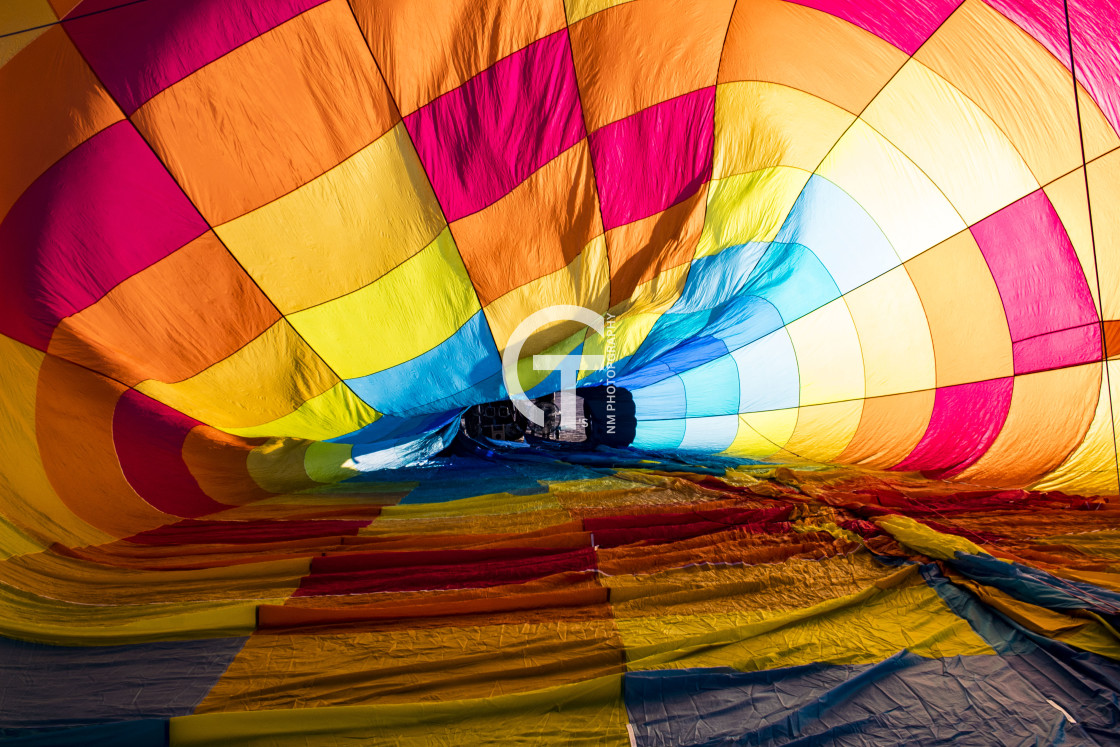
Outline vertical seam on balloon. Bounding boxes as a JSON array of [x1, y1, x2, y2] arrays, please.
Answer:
[[1063, 0, 1120, 493], [342, 0, 505, 389], [561, 7, 612, 323], [60, 24, 370, 433]]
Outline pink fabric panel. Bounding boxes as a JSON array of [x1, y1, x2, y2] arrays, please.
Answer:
[[789, 0, 962, 54], [113, 389, 230, 518], [64, 0, 329, 114], [0, 120, 209, 351], [971, 189, 1100, 374], [404, 30, 585, 223], [588, 87, 715, 231], [892, 378, 1014, 478]]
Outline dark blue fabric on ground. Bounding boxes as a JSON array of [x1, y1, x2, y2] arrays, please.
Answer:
[[0, 635, 246, 735], [0, 719, 168, 746], [624, 650, 1120, 746]]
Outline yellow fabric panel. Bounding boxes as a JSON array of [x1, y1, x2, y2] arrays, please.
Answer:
[[862, 59, 1039, 225], [876, 515, 985, 559], [956, 365, 1101, 488], [137, 321, 339, 430], [1030, 361, 1120, 494], [694, 167, 811, 259], [837, 390, 936, 469], [723, 409, 797, 459], [565, 0, 635, 24], [713, 82, 854, 179], [222, 382, 380, 441], [915, 0, 1117, 186], [304, 441, 360, 483], [173, 676, 629, 747], [818, 120, 965, 262], [843, 266, 935, 398], [619, 565, 994, 671], [0, 578, 270, 645], [607, 553, 898, 618], [904, 231, 1014, 387], [785, 298, 864, 406], [0, 0, 54, 67], [0, 335, 111, 550], [247, 438, 320, 495], [1088, 149, 1120, 320], [214, 123, 446, 314], [198, 619, 624, 711], [1046, 167, 1102, 316], [484, 236, 609, 355], [776, 400, 863, 463], [287, 228, 480, 379]]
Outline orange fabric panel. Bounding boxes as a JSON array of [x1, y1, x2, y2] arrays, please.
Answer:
[[905, 231, 1014, 387], [131, 0, 398, 225], [0, 25, 122, 221], [353, 0, 566, 116], [837, 390, 936, 469], [451, 142, 602, 305], [47, 233, 279, 387], [568, 0, 734, 131], [719, 0, 906, 114], [35, 354, 174, 537], [1105, 320, 1120, 359], [605, 183, 707, 307], [181, 426, 273, 507], [955, 365, 1102, 487]]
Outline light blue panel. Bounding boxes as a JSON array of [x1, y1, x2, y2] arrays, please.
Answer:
[[678, 414, 739, 453], [732, 328, 799, 413], [680, 355, 739, 417], [774, 174, 900, 293], [346, 311, 502, 416], [632, 374, 687, 420], [632, 418, 687, 450], [744, 242, 841, 324]]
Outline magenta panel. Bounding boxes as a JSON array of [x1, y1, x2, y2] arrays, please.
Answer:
[[892, 378, 1014, 478], [789, 0, 962, 55], [971, 189, 1100, 374], [0, 121, 209, 351], [113, 389, 229, 518], [404, 30, 585, 223], [984, 0, 1120, 134], [588, 87, 715, 231], [63, 0, 328, 114]]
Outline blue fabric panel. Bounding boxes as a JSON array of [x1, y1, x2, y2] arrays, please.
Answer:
[[733, 329, 799, 413], [746, 241, 841, 325], [775, 174, 900, 294], [345, 311, 502, 416], [632, 418, 687, 451], [633, 375, 687, 421], [0, 636, 245, 734], [681, 355, 739, 417], [624, 650, 1119, 746], [679, 414, 739, 453]]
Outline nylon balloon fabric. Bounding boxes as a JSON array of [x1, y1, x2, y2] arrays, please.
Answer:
[[2, 0, 1120, 745]]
